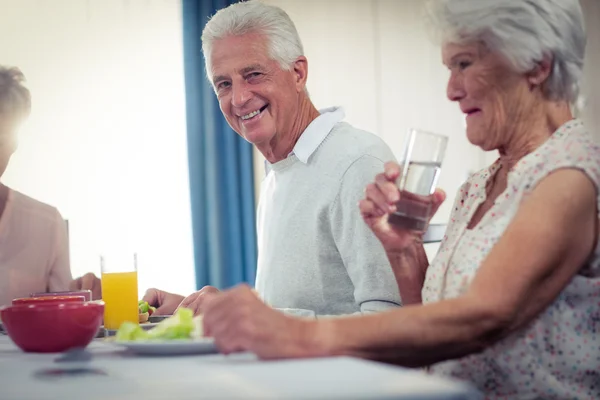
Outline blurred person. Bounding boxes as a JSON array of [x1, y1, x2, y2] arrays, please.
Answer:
[[0, 66, 72, 306]]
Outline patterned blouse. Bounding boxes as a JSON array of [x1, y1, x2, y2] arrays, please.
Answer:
[[424, 119, 600, 399]]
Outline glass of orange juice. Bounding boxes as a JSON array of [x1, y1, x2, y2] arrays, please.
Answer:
[[100, 252, 138, 331]]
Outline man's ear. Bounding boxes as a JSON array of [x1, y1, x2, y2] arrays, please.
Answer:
[[527, 54, 553, 88], [292, 56, 309, 93]]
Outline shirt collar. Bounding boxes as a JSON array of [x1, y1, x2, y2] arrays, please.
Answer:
[[291, 106, 345, 163], [264, 106, 345, 175]]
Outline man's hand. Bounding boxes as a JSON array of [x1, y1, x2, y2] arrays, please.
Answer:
[[141, 288, 185, 315], [202, 284, 322, 359], [176, 286, 220, 316], [69, 273, 102, 300]]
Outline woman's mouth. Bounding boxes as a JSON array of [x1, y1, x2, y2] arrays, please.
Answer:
[[465, 108, 482, 118]]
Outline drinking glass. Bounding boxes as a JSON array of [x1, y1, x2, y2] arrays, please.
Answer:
[[388, 128, 448, 231], [100, 252, 138, 330]]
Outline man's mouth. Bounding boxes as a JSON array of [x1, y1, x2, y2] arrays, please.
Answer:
[[240, 104, 269, 121]]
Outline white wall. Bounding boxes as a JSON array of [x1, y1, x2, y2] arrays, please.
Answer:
[[0, 0, 196, 297], [581, 0, 600, 139]]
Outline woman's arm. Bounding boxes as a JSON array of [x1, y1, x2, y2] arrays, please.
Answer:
[[316, 169, 598, 366], [387, 239, 429, 305], [48, 211, 73, 292], [359, 161, 448, 305]]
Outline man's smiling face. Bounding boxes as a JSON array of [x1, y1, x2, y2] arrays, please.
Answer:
[[209, 33, 303, 147]]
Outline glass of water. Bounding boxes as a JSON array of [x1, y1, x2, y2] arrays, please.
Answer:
[[388, 128, 448, 231]]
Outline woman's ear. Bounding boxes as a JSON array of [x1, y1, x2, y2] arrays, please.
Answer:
[[527, 55, 553, 88]]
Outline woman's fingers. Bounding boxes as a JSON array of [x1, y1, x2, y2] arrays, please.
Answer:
[[365, 182, 393, 215], [383, 161, 402, 181], [375, 173, 400, 206]]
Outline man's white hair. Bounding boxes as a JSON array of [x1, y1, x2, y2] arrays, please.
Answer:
[[201, 0, 304, 82], [427, 0, 587, 105]]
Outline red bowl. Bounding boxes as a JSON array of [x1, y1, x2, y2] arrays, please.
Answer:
[[12, 296, 86, 306], [0, 301, 104, 353], [30, 290, 92, 302]]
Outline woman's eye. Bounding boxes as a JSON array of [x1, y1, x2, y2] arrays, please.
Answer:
[[458, 61, 471, 70]]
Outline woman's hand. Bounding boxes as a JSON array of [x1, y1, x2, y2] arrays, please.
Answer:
[[359, 161, 446, 254], [202, 285, 323, 359], [69, 273, 102, 300]]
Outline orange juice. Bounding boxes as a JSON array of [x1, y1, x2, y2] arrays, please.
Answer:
[[101, 271, 138, 330]]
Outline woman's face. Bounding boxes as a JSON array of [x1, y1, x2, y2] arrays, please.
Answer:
[[0, 116, 18, 178], [442, 41, 538, 152]]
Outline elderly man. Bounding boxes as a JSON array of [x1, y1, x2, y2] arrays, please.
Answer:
[[75, 1, 401, 317]]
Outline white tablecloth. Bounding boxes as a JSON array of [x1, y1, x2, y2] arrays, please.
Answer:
[[0, 336, 482, 400]]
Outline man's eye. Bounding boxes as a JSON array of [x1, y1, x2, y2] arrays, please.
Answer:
[[247, 72, 262, 79], [217, 81, 231, 90]]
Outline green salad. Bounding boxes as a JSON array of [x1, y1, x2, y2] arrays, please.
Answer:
[[116, 308, 204, 341]]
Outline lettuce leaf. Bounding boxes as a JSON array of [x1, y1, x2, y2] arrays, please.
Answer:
[[115, 322, 149, 341], [115, 308, 199, 341], [146, 308, 194, 340]]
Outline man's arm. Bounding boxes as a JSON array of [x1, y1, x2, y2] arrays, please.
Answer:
[[329, 154, 403, 313], [277, 230, 432, 316]]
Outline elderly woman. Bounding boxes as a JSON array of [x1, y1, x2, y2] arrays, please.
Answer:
[[0, 66, 73, 306], [199, 0, 599, 397]]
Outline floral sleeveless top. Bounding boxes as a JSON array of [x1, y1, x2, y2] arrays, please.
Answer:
[[423, 120, 600, 399]]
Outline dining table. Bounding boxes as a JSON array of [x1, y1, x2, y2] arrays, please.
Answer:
[[0, 335, 482, 399]]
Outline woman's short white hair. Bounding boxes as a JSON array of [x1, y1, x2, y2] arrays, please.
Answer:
[[427, 0, 586, 105], [0, 66, 31, 120], [201, 0, 304, 82]]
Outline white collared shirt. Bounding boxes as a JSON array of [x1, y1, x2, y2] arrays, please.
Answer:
[[264, 106, 345, 175], [254, 107, 402, 316]]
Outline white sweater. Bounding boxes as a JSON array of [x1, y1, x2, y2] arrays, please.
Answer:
[[255, 121, 402, 317]]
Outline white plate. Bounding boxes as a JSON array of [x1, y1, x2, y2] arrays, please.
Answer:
[[114, 338, 218, 355], [96, 322, 160, 338], [104, 322, 160, 332]]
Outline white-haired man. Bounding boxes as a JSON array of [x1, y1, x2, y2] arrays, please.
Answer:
[[76, 1, 403, 317]]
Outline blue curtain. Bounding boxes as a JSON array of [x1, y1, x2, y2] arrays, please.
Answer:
[[182, 0, 257, 290]]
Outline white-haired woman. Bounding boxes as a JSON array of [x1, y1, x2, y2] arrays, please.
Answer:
[[0, 66, 73, 306], [200, 0, 599, 397]]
